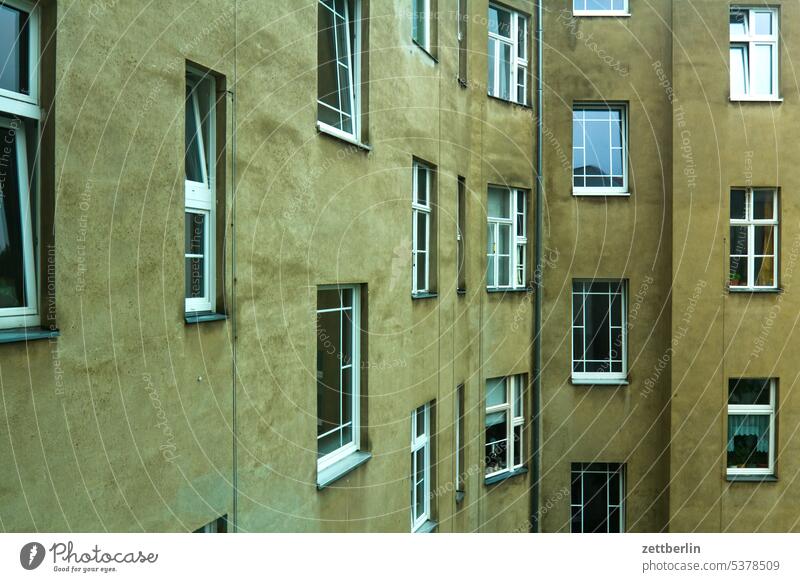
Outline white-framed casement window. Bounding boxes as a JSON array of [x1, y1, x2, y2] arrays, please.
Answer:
[[572, 280, 627, 383], [729, 188, 778, 290], [570, 463, 625, 533], [185, 69, 217, 314], [317, 0, 362, 141], [730, 7, 779, 101], [411, 402, 432, 531], [486, 186, 527, 290], [412, 160, 434, 295], [0, 0, 40, 330], [317, 285, 361, 471], [572, 0, 629, 16], [487, 4, 528, 105], [485, 374, 524, 478], [727, 378, 776, 477], [572, 103, 628, 195], [412, 0, 431, 52]]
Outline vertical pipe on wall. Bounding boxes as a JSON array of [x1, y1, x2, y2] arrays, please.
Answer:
[[530, 0, 543, 534], [231, 0, 239, 533]]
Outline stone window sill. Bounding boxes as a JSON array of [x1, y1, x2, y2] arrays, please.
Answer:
[[185, 312, 228, 324], [0, 327, 59, 344], [485, 466, 528, 486], [413, 519, 438, 533], [317, 451, 372, 490], [726, 474, 777, 483]]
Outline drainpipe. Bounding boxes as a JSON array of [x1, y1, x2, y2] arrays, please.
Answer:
[[530, 0, 543, 534], [231, 0, 239, 533]]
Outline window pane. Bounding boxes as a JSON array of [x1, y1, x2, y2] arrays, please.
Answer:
[[416, 212, 427, 252], [498, 256, 510, 286], [513, 378, 522, 417], [585, 116, 612, 178], [415, 165, 428, 205], [317, 5, 339, 111], [729, 11, 747, 36], [753, 190, 775, 220], [414, 448, 425, 517], [0, 125, 27, 309], [498, 224, 510, 255], [752, 44, 773, 95], [582, 471, 609, 533], [185, 88, 204, 183], [517, 18, 526, 58], [486, 377, 506, 407], [729, 225, 748, 257], [513, 425, 522, 466], [415, 406, 425, 438], [489, 6, 511, 38], [316, 309, 342, 440], [729, 254, 748, 287], [485, 411, 508, 475], [753, 225, 774, 256], [754, 11, 772, 35], [729, 378, 771, 406], [487, 37, 496, 95], [412, 0, 426, 45], [587, 0, 614, 10], [185, 257, 204, 299], [727, 414, 771, 469], [584, 293, 610, 363], [499, 43, 511, 100], [754, 256, 775, 286], [185, 212, 205, 255], [730, 189, 747, 220], [488, 188, 510, 218], [0, 5, 29, 95], [415, 251, 427, 291], [730, 45, 748, 95]]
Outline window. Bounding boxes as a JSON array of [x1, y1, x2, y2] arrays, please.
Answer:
[[487, 4, 528, 105], [729, 188, 778, 290], [318, 0, 362, 141], [455, 384, 465, 499], [485, 374, 524, 478], [570, 463, 625, 533], [412, 0, 431, 52], [411, 402, 432, 531], [730, 8, 779, 100], [572, 0, 628, 15], [486, 186, 527, 290], [0, 0, 39, 330], [572, 280, 626, 383], [572, 104, 627, 195], [317, 285, 362, 470], [412, 161, 435, 295], [457, 0, 468, 84], [193, 515, 228, 533], [457, 176, 466, 292], [727, 379, 776, 477], [185, 69, 217, 314]]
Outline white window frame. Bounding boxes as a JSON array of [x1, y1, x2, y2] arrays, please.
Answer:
[[0, 0, 40, 118], [0, 0, 40, 330], [572, 103, 628, 196], [571, 280, 627, 384], [184, 69, 216, 314], [729, 188, 778, 291], [412, 161, 432, 295], [572, 0, 630, 17], [316, 284, 361, 472], [570, 463, 625, 533], [317, 0, 362, 142], [487, 4, 528, 105], [727, 379, 776, 477], [411, 402, 431, 532], [484, 374, 524, 479], [730, 7, 779, 101], [412, 0, 431, 52], [486, 186, 526, 290], [0, 116, 38, 329]]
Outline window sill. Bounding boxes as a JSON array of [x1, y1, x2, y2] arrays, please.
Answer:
[[411, 39, 438, 63], [485, 466, 528, 486], [185, 312, 228, 324], [730, 96, 783, 103], [573, 11, 631, 17], [573, 190, 630, 197], [571, 377, 629, 386], [727, 286, 781, 294], [486, 287, 533, 294], [413, 519, 438, 533], [316, 122, 372, 152], [487, 93, 530, 109], [412, 292, 438, 300], [0, 327, 60, 345], [726, 474, 777, 483], [317, 451, 372, 490]]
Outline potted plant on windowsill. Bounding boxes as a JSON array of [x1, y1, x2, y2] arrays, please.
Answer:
[[729, 272, 743, 287]]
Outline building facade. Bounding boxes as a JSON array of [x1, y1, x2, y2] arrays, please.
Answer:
[[1, 0, 798, 533]]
